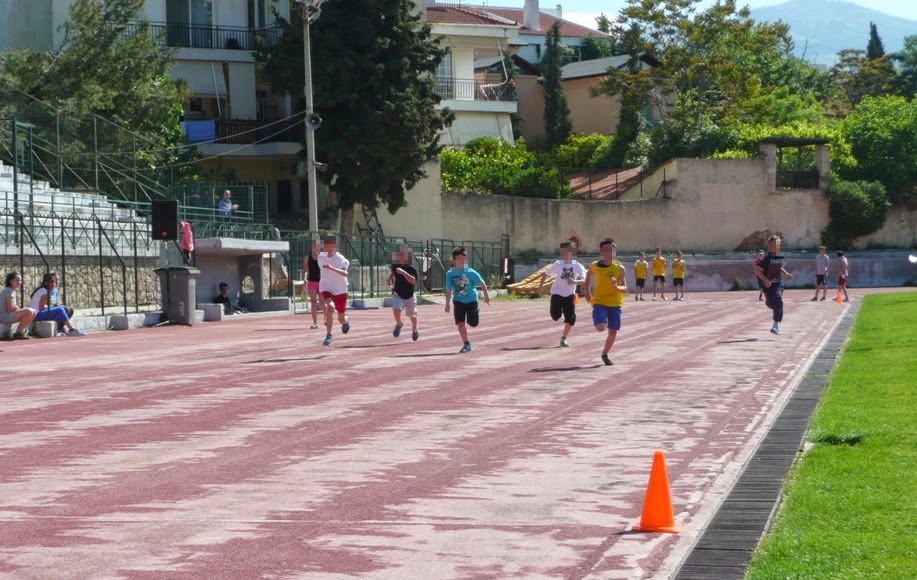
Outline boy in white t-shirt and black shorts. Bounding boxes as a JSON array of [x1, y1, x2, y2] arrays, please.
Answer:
[[536, 240, 587, 347], [318, 235, 351, 346]]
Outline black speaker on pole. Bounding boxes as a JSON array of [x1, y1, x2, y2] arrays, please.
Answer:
[[151, 200, 179, 241]]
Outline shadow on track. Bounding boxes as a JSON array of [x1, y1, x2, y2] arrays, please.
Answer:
[[243, 356, 328, 364], [530, 364, 603, 372]]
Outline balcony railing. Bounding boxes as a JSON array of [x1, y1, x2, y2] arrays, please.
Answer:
[[434, 77, 515, 102], [127, 21, 283, 51], [182, 118, 304, 145]]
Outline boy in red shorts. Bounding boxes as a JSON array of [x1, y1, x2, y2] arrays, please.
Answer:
[[318, 235, 351, 346]]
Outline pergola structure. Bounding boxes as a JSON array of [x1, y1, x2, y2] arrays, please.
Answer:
[[758, 137, 831, 191]]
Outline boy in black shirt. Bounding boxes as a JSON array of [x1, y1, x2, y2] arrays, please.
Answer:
[[388, 246, 419, 341], [754, 235, 794, 334], [214, 282, 247, 315]]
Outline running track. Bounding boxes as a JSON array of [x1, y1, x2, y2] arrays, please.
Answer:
[[0, 290, 881, 579]]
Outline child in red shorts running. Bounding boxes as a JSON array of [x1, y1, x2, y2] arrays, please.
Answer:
[[318, 235, 351, 346]]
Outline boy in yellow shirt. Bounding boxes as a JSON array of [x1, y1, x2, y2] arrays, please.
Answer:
[[585, 238, 627, 366], [652, 247, 667, 301], [672, 251, 686, 301], [634, 251, 649, 302]]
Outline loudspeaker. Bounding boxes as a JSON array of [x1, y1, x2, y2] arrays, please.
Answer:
[[151, 200, 179, 241]]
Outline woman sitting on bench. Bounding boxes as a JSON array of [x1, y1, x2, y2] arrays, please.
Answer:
[[0, 272, 37, 340], [30, 273, 85, 337]]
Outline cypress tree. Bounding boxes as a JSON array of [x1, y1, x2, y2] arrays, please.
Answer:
[[542, 21, 573, 148]]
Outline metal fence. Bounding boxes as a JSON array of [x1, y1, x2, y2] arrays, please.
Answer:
[[126, 21, 283, 52], [278, 232, 508, 301]]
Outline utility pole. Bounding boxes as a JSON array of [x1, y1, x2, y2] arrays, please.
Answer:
[[293, 0, 326, 233]]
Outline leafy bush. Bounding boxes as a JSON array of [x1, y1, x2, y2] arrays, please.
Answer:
[[821, 176, 891, 247], [730, 277, 744, 291], [552, 134, 609, 170], [441, 138, 570, 199], [647, 119, 737, 167]]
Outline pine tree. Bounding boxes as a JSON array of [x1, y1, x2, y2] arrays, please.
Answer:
[[255, 0, 454, 213], [596, 13, 612, 34], [867, 22, 885, 59], [542, 22, 573, 148]]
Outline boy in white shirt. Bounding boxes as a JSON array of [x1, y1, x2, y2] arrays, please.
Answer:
[[536, 240, 587, 347], [318, 235, 351, 346], [812, 246, 829, 301]]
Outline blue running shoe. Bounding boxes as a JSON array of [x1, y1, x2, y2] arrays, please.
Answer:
[[393, 323, 403, 338], [460, 342, 472, 353], [323, 334, 333, 346]]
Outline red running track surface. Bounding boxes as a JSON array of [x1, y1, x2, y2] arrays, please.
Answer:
[[0, 289, 891, 579]]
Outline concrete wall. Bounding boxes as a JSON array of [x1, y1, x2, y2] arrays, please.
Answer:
[[442, 111, 515, 146], [0, 0, 54, 51], [366, 162, 444, 242], [515, 74, 545, 139]]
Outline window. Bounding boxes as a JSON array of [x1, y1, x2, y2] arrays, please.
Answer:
[[437, 50, 453, 81], [248, 0, 267, 27]]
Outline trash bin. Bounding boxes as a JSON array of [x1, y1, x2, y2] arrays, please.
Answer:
[[154, 266, 200, 326]]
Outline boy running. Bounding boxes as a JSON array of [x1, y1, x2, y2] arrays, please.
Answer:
[[812, 246, 829, 301], [445, 247, 491, 353], [652, 248, 667, 301], [836, 251, 850, 302], [672, 251, 686, 300], [754, 235, 794, 335], [634, 252, 649, 302], [388, 245, 420, 341], [585, 238, 627, 366], [318, 235, 351, 346], [536, 240, 587, 347]]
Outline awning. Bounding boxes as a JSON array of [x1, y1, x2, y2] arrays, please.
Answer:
[[170, 61, 228, 96]]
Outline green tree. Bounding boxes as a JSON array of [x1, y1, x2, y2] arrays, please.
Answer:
[[542, 22, 573, 148], [867, 22, 885, 59], [580, 36, 616, 61], [841, 95, 917, 209], [822, 176, 890, 247], [891, 35, 917, 97], [255, 0, 453, 214], [0, 0, 195, 188], [596, 13, 612, 34], [828, 49, 898, 109]]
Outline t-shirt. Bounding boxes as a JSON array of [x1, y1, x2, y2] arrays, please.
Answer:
[[815, 254, 829, 275], [318, 253, 350, 295], [837, 256, 849, 276], [544, 260, 587, 297], [634, 260, 649, 279], [653, 256, 667, 276], [759, 254, 785, 282], [589, 261, 625, 308], [51, 288, 61, 305], [213, 294, 233, 308], [446, 267, 484, 304], [391, 263, 418, 299], [29, 287, 49, 311], [1, 287, 17, 311], [673, 259, 686, 279], [306, 254, 321, 282]]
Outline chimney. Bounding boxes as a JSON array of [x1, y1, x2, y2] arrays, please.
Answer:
[[523, 0, 540, 31], [555, 4, 562, 19]]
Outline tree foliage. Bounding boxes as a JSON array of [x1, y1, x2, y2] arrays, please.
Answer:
[[822, 176, 890, 247], [580, 36, 616, 61], [0, 0, 187, 159], [828, 49, 898, 109], [542, 22, 573, 148], [867, 22, 885, 59], [441, 138, 569, 199], [255, 0, 454, 213], [891, 35, 917, 98], [841, 95, 917, 209]]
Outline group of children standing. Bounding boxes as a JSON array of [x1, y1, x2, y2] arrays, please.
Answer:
[[632, 248, 687, 302]]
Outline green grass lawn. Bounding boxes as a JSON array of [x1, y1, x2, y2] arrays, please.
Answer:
[[745, 292, 917, 579]]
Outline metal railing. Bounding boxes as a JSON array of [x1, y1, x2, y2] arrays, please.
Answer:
[[182, 118, 304, 145], [434, 77, 515, 102], [127, 21, 283, 51], [777, 170, 819, 190]]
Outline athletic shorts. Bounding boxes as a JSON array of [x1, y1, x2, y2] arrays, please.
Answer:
[[321, 291, 348, 314], [549, 294, 576, 326], [635, 278, 646, 288], [816, 275, 826, 285], [654, 275, 665, 283], [673, 278, 684, 287], [453, 301, 479, 327], [592, 305, 622, 331], [307, 281, 320, 293], [392, 295, 417, 318], [838, 275, 848, 286]]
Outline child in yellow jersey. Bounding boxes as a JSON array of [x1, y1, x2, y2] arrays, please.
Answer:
[[584, 238, 627, 366], [652, 247, 667, 301], [634, 251, 649, 302], [672, 251, 686, 301]]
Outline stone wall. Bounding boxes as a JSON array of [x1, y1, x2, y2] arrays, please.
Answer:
[[0, 256, 161, 310]]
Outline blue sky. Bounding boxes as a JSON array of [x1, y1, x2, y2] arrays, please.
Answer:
[[495, 0, 917, 30]]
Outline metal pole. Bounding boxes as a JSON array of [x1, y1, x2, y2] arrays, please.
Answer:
[[93, 117, 99, 192], [56, 114, 63, 189], [133, 221, 140, 313], [99, 221, 105, 317], [132, 137, 138, 202], [302, 4, 320, 233], [27, 126, 34, 195], [12, 119, 18, 214], [61, 217, 67, 308]]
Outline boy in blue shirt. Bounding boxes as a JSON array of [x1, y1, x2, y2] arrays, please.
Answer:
[[445, 246, 491, 353]]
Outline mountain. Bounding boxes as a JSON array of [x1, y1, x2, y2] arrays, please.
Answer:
[[750, 0, 917, 65]]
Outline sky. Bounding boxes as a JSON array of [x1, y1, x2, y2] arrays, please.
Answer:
[[490, 0, 917, 31]]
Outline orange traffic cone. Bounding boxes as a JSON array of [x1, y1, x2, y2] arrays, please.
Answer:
[[575, 292, 580, 305], [836, 290, 843, 303], [633, 450, 682, 533]]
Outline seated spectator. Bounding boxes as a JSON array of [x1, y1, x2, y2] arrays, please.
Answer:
[[30, 273, 85, 336], [213, 282, 248, 315], [49, 274, 74, 321], [0, 272, 37, 340]]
